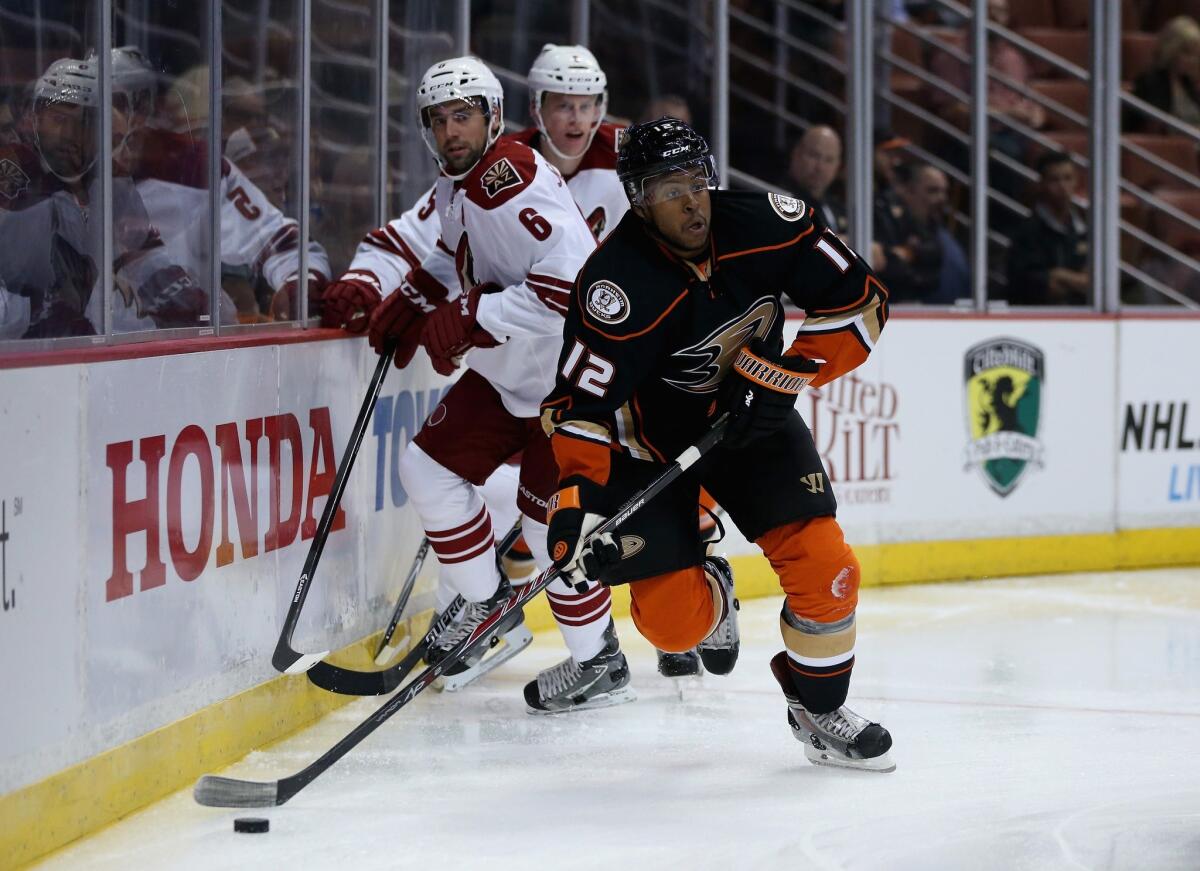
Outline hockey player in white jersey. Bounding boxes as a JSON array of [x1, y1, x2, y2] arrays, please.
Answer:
[[0, 55, 220, 338], [361, 56, 633, 711], [503, 44, 628, 242], [109, 46, 329, 323]]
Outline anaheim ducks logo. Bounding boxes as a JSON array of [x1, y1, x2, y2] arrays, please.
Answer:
[[480, 157, 522, 198], [664, 297, 779, 394]]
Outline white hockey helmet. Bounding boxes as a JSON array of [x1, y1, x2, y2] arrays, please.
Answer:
[[416, 56, 504, 179], [110, 46, 158, 117], [34, 56, 100, 109], [527, 44, 607, 161], [33, 57, 100, 182]]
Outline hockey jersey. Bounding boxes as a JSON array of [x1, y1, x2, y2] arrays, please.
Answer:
[[342, 121, 628, 301], [541, 190, 889, 484], [502, 122, 628, 241], [0, 141, 231, 338], [131, 128, 330, 298], [426, 138, 598, 418]]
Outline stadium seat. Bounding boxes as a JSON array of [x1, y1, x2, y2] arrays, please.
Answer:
[[1017, 28, 1090, 78], [1121, 32, 1158, 84], [1053, 0, 1143, 30], [1037, 131, 1091, 165], [1146, 190, 1200, 255], [1009, 0, 1058, 28], [1122, 135, 1200, 191], [1031, 79, 1090, 131]]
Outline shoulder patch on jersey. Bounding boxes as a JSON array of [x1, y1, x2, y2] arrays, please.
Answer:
[[481, 157, 522, 199], [585, 279, 630, 325], [768, 192, 806, 222], [0, 158, 30, 200]]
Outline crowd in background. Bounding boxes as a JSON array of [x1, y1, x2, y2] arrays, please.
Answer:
[[0, 0, 1197, 342]]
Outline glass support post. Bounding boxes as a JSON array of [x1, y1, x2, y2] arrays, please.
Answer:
[[571, 0, 590, 46], [1090, 0, 1120, 311], [846, 0, 873, 259], [100, 0, 113, 340], [970, 0, 988, 309], [456, 0, 470, 55], [208, 0, 223, 334], [712, 0, 730, 186], [299, 0, 312, 324], [375, 0, 389, 228]]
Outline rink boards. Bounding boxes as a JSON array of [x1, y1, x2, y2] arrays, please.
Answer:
[[0, 315, 1197, 869]]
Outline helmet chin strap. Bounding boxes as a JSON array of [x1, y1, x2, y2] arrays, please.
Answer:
[[34, 128, 95, 185], [530, 92, 605, 164]]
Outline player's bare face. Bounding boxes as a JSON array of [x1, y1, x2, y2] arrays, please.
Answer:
[[428, 100, 489, 174], [36, 102, 94, 178], [642, 170, 712, 257], [540, 93, 601, 157]]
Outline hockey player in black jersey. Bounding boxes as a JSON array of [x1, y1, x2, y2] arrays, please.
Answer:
[[539, 118, 895, 770]]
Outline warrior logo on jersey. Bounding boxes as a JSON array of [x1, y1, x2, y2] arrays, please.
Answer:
[[586, 280, 630, 324], [0, 159, 30, 200], [963, 337, 1045, 497], [480, 157, 522, 199], [768, 192, 806, 222], [664, 297, 778, 394]]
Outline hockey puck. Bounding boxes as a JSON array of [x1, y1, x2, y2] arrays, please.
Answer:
[[233, 817, 269, 834]]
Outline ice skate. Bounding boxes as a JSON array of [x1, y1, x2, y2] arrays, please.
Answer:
[[657, 648, 700, 678], [696, 556, 740, 675], [428, 586, 532, 693], [525, 621, 636, 714], [770, 652, 894, 772]]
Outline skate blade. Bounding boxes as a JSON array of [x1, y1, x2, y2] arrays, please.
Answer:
[[803, 745, 896, 773], [665, 674, 703, 702], [433, 624, 534, 693], [525, 684, 637, 715], [374, 631, 409, 666]]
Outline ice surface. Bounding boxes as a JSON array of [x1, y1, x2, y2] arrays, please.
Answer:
[[33, 568, 1200, 870]]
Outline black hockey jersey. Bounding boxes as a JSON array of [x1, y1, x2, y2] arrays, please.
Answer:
[[541, 189, 888, 485]]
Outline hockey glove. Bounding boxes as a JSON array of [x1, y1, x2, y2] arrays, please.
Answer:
[[320, 276, 381, 332], [420, 282, 502, 365], [270, 274, 326, 322], [547, 476, 621, 587], [367, 285, 428, 368], [721, 339, 821, 449]]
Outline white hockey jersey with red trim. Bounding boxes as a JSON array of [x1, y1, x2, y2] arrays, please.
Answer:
[[434, 139, 596, 418], [503, 122, 628, 241], [341, 184, 449, 298]]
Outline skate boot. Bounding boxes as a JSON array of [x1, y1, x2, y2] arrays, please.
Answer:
[[696, 556, 740, 675], [770, 652, 895, 772], [428, 584, 532, 692], [657, 648, 701, 678], [524, 620, 636, 714]]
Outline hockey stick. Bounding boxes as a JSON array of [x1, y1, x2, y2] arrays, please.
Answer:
[[307, 521, 524, 695], [194, 416, 729, 808], [272, 341, 396, 676], [372, 537, 430, 664]]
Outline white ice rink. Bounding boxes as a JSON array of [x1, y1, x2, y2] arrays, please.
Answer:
[[34, 568, 1200, 871]]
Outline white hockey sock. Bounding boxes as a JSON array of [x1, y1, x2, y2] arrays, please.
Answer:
[[398, 443, 500, 603], [523, 516, 613, 662]]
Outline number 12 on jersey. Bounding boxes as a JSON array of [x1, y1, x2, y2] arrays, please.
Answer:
[[561, 339, 614, 397]]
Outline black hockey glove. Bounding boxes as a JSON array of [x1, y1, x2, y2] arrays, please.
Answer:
[[721, 339, 821, 450], [547, 476, 621, 587]]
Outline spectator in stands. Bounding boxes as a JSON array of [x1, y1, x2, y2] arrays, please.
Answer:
[[928, 0, 1043, 205], [638, 94, 692, 125], [787, 125, 848, 234], [1130, 16, 1200, 133], [1007, 151, 1090, 305], [874, 161, 969, 303]]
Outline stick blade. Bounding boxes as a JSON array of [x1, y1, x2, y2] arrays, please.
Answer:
[[373, 632, 407, 666], [194, 775, 280, 808]]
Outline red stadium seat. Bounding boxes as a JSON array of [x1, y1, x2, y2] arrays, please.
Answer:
[[1147, 190, 1200, 255], [1122, 135, 1200, 191], [1009, 0, 1058, 28], [1017, 28, 1090, 78], [1121, 32, 1158, 83], [1031, 79, 1090, 131]]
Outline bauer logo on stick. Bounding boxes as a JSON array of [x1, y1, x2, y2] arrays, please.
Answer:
[[586, 280, 630, 324]]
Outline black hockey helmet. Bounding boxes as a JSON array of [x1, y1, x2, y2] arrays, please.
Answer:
[[616, 116, 718, 204]]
